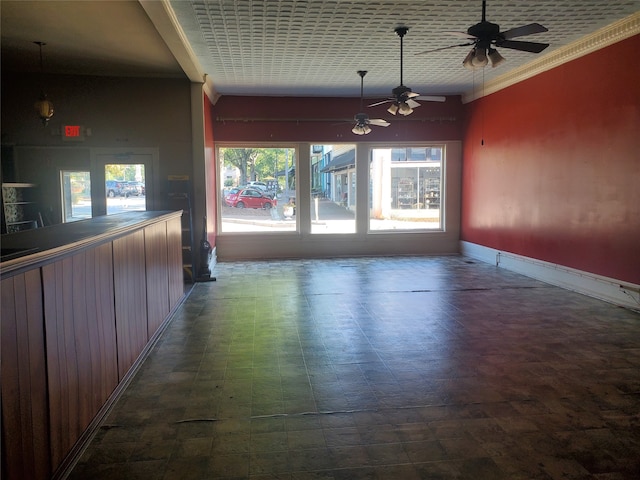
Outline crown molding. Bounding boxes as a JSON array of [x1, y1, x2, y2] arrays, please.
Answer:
[[462, 11, 640, 103]]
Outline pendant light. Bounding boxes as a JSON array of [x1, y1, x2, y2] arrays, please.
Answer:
[[34, 41, 54, 126]]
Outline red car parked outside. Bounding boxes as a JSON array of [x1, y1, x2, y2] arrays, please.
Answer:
[[225, 187, 276, 209]]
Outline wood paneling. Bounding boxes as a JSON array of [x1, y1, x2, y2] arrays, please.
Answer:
[[1, 213, 184, 479], [145, 222, 170, 337], [167, 215, 185, 308], [1, 270, 50, 480], [42, 243, 118, 471], [113, 230, 148, 379]]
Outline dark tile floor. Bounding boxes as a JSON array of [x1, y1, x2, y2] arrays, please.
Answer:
[[67, 256, 640, 479]]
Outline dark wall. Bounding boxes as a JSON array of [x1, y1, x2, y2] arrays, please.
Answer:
[[461, 35, 640, 284], [1, 72, 193, 223]]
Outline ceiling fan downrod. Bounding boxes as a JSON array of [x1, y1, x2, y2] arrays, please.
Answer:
[[395, 26, 409, 86], [357, 70, 367, 110]]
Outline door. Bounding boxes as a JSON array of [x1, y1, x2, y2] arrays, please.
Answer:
[[91, 150, 156, 217]]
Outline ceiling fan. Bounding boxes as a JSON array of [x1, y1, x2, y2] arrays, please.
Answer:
[[352, 70, 390, 135], [369, 27, 445, 116], [418, 0, 549, 69]]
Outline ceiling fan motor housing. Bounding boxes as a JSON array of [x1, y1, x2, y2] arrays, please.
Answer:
[[468, 21, 501, 49], [391, 85, 413, 99], [354, 113, 369, 124]]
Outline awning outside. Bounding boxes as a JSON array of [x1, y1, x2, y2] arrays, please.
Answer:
[[320, 149, 355, 173], [275, 166, 295, 176]]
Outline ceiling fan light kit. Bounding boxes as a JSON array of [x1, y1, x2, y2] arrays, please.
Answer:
[[463, 45, 507, 69], [352, 123, 372, 135], [471, 48, 489, 67], [398, 102, 414, 116], [487, 48, 506, 67]]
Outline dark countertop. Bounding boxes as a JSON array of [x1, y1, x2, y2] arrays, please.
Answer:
[[1, 210, 182, 278]]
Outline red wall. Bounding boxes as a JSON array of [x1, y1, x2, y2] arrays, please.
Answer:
[[211, 95, 464, 142], [461, 35, 640, 284]]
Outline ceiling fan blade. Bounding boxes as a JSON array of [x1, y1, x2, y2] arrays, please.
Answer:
[[415, 95, 446, 102], [444, 31, 477, 39], [369, 119, 390, 127], [406, 98, 421, 109], [501, 23, 548, 40], [416, 42, 475, 55], [368, 99, 392, 107], [498, 39, 549, 53]]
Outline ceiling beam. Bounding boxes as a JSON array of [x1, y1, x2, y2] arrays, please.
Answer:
[[138, 0, 220, 103]]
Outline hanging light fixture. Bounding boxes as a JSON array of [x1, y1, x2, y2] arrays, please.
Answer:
[[351, 123, 372, 135], [463, 46, 506, 70], [487, 48, 506, 67], [33, 41, 54, 126], [471, 48, 489, 68], [462, 49, 476, 70]]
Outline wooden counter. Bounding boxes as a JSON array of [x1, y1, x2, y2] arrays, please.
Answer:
[[1, 211, 186, 480], [1, 211, 181, 276]]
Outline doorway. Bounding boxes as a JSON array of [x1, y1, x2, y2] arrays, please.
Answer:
[[91, 149, 156, 217]]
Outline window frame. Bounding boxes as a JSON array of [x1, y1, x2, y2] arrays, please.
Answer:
[[217, 144, 299, 235], [368, 144, 445, 233], [213, 141, 461, 261]]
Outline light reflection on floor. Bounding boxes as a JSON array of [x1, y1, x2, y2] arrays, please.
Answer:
[[68, 255, 640, 480]]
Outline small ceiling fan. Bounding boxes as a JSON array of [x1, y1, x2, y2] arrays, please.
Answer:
[[417, 0, 549, 69], [369, 27, 445, 116], [352, 70, 390, 135]]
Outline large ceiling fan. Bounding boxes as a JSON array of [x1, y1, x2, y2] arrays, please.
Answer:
[[418, 0, 549, 69], [369, 27, 445, 116], [352, 70, 389, 135]]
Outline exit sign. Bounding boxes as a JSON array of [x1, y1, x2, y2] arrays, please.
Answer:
[[62, 125, 85, 141], [65, 125, 81, 137]]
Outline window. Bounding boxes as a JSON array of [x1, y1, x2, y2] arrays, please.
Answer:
[[310, 144, 356, 234], [369, 146, 444, 231], [214, 141, 460, 259], [219, 146, 297, 233], [105, 163, 146, 215], [61, 170, 91, 222]]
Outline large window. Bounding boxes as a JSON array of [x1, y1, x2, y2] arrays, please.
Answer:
[[215, 142, 457, 261], [310, 144, 356, 234], [369, 146, 443, 231], [219, 147, 297, 233]]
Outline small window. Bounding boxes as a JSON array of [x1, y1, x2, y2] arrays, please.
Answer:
[[61, 170, 91, 222], [310, 144, 356, 234]]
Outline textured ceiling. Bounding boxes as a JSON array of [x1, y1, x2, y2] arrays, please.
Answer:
[[170, 0, 640, 97], [1, 1, 639, 100]]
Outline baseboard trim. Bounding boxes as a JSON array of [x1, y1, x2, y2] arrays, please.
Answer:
[[460, 241, 640, 311]]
